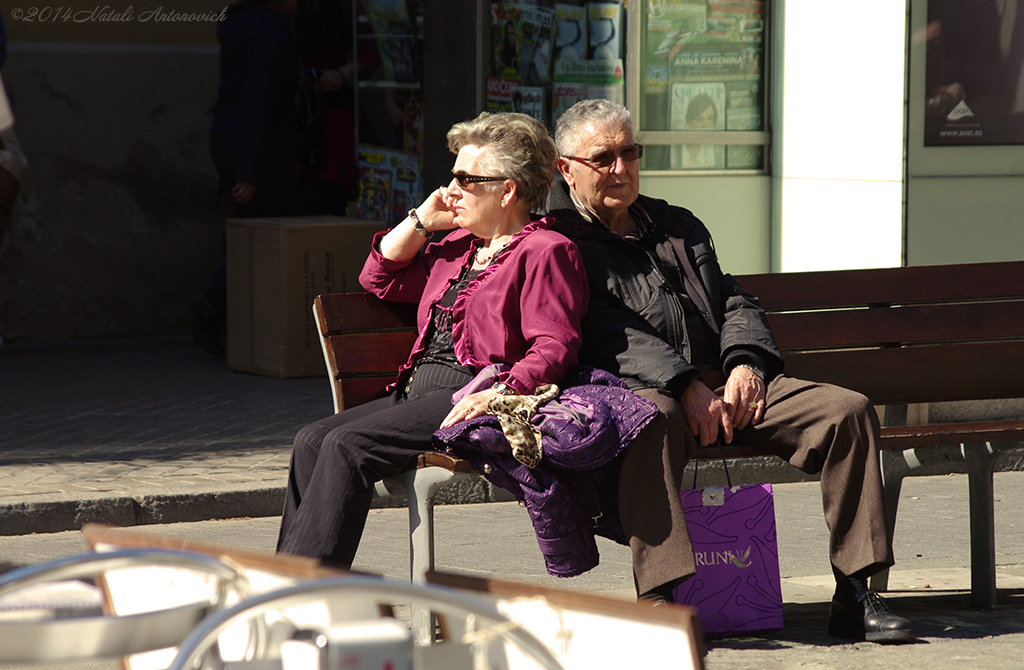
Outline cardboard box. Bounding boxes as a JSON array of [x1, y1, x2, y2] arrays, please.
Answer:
[[226, 216, 387, 378]]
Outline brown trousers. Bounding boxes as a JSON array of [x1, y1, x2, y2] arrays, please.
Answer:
[[619, 375, 893, 596]]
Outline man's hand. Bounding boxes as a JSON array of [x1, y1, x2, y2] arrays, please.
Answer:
[[722, 366, 765, 431], [680, 380, 733, 446]]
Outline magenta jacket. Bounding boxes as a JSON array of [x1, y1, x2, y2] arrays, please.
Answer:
[[358, 217, 589, 394]]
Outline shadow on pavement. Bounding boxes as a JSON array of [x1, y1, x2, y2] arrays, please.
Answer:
[[707, 588, 1024, 650]]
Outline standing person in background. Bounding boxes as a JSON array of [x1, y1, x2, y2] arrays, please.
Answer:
[[192, 0, 303, 358], [294, 0, 380, 216]]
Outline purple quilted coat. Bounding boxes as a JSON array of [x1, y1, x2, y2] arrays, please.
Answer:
[[432, 366, 658, 578]]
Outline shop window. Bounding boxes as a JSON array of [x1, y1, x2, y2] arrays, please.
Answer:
[[484, 1, 769, 173], [632, 0, 770, 172], [487, 2, 627, 127]]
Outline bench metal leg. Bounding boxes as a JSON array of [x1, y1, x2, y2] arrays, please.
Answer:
[[871, 440, 1018, 607], [384, 467, 475, 644], [965, 442, 999, 609]]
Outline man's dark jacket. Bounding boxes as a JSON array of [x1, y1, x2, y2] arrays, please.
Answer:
[[548, 181, 784, 399]]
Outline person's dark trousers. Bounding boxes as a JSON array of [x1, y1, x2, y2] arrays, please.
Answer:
[[619, 388, 698, 597], [276, 373, 468, 568], [735, 374, 893, 578]]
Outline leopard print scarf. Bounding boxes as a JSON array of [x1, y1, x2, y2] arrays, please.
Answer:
[[485, 384, 560, 468]]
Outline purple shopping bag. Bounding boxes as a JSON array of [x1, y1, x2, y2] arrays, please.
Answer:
[[673, 482, 783, 637]]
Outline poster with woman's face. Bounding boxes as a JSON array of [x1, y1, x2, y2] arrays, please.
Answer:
[[925, 0, 1024, 145]]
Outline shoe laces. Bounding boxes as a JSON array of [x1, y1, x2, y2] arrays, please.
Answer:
[[861, 591, 893, 615]]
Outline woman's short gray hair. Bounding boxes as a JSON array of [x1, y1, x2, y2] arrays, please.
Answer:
[[554, 99, 633, 157], [447, 112, 557, 212]]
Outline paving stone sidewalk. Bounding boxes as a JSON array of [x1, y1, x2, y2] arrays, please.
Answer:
[[0, 337, 327, 534], [0, 336, 517, 536]]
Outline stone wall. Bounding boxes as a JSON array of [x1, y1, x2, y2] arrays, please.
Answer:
[[0, 46, 226, 341]]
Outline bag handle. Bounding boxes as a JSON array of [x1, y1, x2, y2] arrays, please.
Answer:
[[691, 439, 733, 489]]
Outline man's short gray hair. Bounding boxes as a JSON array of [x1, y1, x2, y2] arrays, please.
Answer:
[[554, 99, 633, 157]]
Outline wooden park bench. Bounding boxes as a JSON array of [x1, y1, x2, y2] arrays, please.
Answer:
[[314, 259, 1024, 608]]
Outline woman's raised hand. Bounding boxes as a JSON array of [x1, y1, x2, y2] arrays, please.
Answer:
[[416, 186, 457, 234]]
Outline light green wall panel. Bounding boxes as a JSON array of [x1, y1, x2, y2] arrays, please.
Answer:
[[639, 174, 772, 274], [906, 177, 1024, 266]]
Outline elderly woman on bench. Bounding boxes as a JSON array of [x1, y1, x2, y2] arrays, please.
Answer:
[[276, 112, 589, 568]]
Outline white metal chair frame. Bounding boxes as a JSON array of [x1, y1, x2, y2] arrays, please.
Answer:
[[0, 548, 253, 664], [168, 575, 566, 670]]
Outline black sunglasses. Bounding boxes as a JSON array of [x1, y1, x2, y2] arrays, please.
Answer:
[[451, 172, 507, 188], [563, 144, 644, 169]]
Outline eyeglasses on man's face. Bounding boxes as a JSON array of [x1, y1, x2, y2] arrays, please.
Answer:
[[451, 172, 507, 188], [563, 144, 644, 169]]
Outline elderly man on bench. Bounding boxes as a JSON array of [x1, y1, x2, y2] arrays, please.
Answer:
[[546, 99, 914, 644]]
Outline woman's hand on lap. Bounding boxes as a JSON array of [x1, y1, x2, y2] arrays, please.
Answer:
[[440, 389, 501, 428]]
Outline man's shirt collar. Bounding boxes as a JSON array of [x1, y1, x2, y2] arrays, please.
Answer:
[[567, 188, 653, 240]]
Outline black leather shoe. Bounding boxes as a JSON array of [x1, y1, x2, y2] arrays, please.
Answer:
[[828, 591, 914, 643]]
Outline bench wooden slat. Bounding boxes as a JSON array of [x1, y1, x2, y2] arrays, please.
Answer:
[[767, 301, 1024, 351], [702, 420, 1024, 460], [317, 292, 417, 333], [314, 293, 418, 414], [327, 332, 419, 375], [741, 260, 1024, 311], [879, 420, 1024, 450], [784, 341, 1024, 405], [336, 377, 396, 409]]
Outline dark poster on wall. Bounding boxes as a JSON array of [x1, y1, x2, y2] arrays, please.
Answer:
[[925, 0, 1024, 145]]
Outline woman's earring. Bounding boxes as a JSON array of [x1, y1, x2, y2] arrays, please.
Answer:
[[500, 199, 507, 208]]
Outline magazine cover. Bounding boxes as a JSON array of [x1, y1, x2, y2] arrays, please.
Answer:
[[707, 0, 765, 43], [669, 43, 762, 82], [492, 3, 524, 78], [486, 76, 517, 113], [519, 5, 555, 85], [511, 84, 546, 123], [554, 57, 625, 107], [363, 0, 417, 82], [670, 82, 726, 169], [724, 80, 762, 169], [555, 4, 588, 62], [355, 166, 391, 224], [552, 82, 586, 125], [647, 0, 707, 62], [726, 145, 763, 169], [644, 1, 708, 135], [588, 2, 623, 60], [725, 81, 761, 125], [356, 146, 423, 227]]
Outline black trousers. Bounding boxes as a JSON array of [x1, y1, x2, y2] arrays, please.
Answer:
[[276, 364, 471, 567]]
